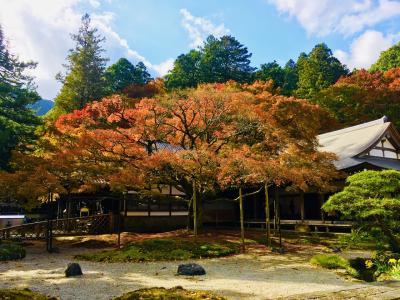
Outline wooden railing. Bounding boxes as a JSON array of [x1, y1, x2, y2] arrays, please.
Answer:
[[0, 214, 111, 240]]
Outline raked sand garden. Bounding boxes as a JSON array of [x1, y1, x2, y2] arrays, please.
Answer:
[[1, 230, 399, 300]]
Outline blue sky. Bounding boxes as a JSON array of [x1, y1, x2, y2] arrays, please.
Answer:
[[2, 0, 400, 99]]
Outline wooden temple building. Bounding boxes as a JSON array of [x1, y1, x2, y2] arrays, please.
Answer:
[[221, 116, 400, 231], [5, 116, 399, 232], [114, 116, 400, 232]]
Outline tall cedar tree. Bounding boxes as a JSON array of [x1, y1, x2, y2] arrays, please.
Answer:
[[295, 43, 348, 99], [105, 58, 152, 94], [0, 25, 41, 169], [165, 35, 255, 89], [49, 14, 107, 118]]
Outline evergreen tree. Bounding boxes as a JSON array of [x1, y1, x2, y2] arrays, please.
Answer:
[[295, 43, 348, 99], [199, 35, 255, 84], [49, 14, 107, 118], [165, 35, 255, 89], [105, 58, 152, 94], [370, 42, 400, 72], [282, 59, 298, 95], [0, 25, 41, 169], [255, 61, 285, 89], [165, 50, 201, 89]]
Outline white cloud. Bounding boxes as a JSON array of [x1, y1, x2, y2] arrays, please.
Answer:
[[180, 8, 230, 47], [268, 0, 400, 37], [90, 13, 174, 76], [334, 30, 400, 69], [0, 0, 173, 99]]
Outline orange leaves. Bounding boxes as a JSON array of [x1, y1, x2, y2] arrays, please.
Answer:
[[6, 80, 339, 199]]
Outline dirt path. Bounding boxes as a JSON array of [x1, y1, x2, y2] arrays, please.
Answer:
[[0, 240, 378, 300]]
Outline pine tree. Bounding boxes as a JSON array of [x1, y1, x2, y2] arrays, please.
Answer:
[[0, 25, 41, 169], [49, 14, 108, 118], [105, 58, 152, 94]]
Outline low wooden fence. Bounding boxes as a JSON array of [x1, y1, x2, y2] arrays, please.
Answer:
[[0, 214, 112, 240]]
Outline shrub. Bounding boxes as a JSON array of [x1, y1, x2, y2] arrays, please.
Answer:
[[0, 242, 25, 261], [113, 287, 226, 300], [76, 238, 239, 263], [0, 288, 56, 300], [310, 254, 358, 277]]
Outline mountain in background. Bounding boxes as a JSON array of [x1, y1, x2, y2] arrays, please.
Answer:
[[29, 99, 54, 116]]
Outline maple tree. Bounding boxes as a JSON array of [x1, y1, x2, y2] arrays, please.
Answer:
[[3, 80, 339, 244], [315, 68, 400, 128], [218, 84, 340, 250]]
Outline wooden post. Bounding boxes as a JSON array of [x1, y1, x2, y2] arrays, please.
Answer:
[[117, 197, 122, 249], [300, 192, 305, 222], [274, 186, 279, 235], [265, 183, 271, 247], [275, 187, 282, 248], [193, 181, 197, 237], [46, 192, 53, 253], [239, 187, 245, 252]]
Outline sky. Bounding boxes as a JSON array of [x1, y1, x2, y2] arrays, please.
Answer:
[[1, 0, 400, 100]]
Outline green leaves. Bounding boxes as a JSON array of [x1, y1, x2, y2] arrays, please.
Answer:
[[105, 58, 152, 93], [0, 26, 41, 169], [295, 43, 348, 99], [165, 35, 255, 89], [50, 14, 108, 118], [370, 42, 400, 72], [323, 170, 400, 252]]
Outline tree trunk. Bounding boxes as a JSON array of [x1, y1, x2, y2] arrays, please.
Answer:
[[117, 197, 122, 249], [46, 192, 53, 253], [273, 192, 277, 235], [275, 186, 282, 248], [265, 183, 271, 247], [193, 181, 198, 237], [239, 187, 245, 252], [380, 225, 400, 253]]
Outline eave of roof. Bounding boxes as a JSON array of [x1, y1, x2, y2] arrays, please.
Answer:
[[317, 116, 400, 171]]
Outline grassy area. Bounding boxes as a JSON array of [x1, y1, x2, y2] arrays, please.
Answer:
[[0, 241, 25, 261], [0, 288, 56, 300], [310, 254, 358, 277], [113, 287, 226, 300], [76, 238, 239, 262], [310, 254, 383, 281]]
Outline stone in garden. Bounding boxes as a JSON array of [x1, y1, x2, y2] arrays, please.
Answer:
[[272, 247, 285, 254], [330, 247, 341, 253], [65, 262, 83, 277], [177, 263, 206, 276]]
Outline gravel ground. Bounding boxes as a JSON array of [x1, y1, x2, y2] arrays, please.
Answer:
[[0, 240, 370, 300]]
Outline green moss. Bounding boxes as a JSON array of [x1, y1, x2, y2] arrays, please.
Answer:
[[113, 287, 226, 300], [0, 288, 55, 300], [0, 242, 25, 261], [76, 238, 239, 262], [310, 254, 358, 277]]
